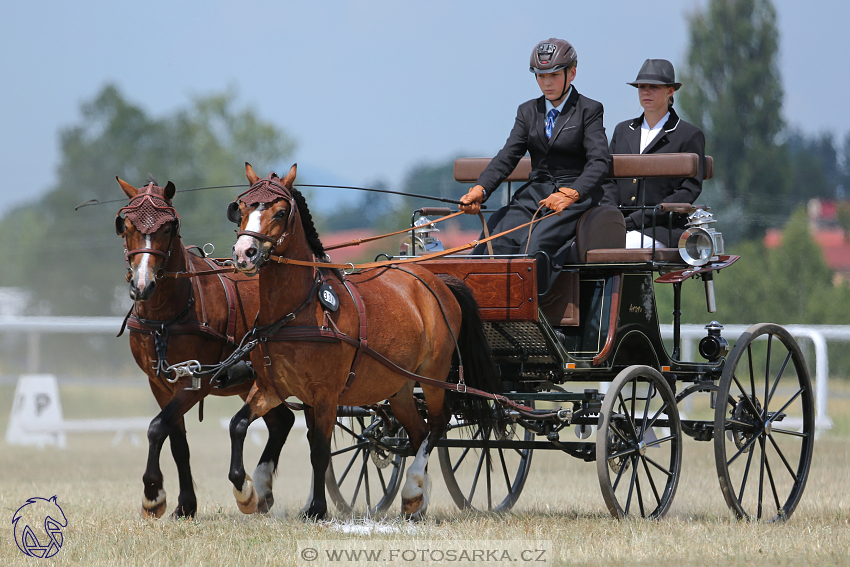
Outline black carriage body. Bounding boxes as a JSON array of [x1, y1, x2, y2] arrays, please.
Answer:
[[327, 153, 814, 520]]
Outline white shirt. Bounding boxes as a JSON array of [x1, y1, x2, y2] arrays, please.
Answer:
[[640, 110, 670, 153]]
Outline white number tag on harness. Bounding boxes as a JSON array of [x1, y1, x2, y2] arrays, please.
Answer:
[[318, 283, 339, 312]]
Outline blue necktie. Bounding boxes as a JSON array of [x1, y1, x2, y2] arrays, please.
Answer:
[[545, 108, 559, 139]]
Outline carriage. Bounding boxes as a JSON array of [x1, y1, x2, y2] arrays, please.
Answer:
[[321, 153, 814, 522]]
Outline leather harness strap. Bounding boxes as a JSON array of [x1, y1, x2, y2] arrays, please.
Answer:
[[205, 257, 239, 343], [340, 278, 368, 394]]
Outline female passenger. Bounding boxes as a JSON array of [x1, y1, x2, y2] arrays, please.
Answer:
[[601, 59, 705, 248]]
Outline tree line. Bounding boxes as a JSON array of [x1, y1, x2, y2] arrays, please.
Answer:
[[2, 0, 850, 375]]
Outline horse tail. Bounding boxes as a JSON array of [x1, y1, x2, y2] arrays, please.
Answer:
[[437, 275, 506, 436]]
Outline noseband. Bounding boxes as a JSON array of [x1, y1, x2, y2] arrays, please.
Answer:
[[231, 177, 298, 262]]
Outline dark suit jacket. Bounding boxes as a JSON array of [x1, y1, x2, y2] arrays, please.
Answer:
[[601, 108, 705, 246], [476, 88, 610, 200]]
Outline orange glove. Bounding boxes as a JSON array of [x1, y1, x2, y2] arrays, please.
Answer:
[[539, 187, 580, 215], [459, 185, 486, 215]]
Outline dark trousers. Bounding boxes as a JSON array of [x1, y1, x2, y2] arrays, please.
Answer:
[[472, 183, 600, 292]]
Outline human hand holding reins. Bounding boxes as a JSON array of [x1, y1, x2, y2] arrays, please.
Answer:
[[539, 187, 579, 215], [459, 185, 486, 215]]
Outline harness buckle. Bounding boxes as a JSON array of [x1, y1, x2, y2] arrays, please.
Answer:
[[456, 383, 467, 394], [263, 356, 272, 367], [343, 263, 355, 275]]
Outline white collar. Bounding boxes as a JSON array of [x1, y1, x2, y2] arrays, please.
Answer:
[[642, 110, 670, 132]]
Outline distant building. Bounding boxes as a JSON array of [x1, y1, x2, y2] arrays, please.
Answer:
[[765, 198, 850, 283]]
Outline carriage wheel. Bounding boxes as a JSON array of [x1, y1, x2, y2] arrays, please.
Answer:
[[714, 323, 814, 521], [438, 401, 534, 513], [596, 365, 682, 519], [325, 411, 406, 517]]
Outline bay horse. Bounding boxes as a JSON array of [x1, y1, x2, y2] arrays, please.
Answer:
[[226, 163, 503, 519], [115, 177, 296, 518]]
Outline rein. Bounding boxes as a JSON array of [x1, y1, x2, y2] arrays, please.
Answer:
[[267, 209, 557, 271]]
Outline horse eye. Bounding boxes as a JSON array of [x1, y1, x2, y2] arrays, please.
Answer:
[[274, 210, 287, 219]]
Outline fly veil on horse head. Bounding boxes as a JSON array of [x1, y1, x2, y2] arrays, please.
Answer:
[[114, 176, 296, 519], [226, 163, 504, 520]]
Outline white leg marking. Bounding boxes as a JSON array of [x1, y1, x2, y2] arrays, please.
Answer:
[[401, 437, 432, 517], [142, 488, 166, 509], [252, 461, 276, 501]]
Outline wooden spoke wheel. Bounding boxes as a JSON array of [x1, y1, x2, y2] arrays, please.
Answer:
[[325, 410, 406, 516], [438, 401, 534, 513], [597, 365, 682, 519], [714, 323, 815, 521]]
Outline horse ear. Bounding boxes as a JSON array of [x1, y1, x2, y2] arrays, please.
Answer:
[[245, 162, 259, 185], [282, 163, 297, 188], [116, 177, 137, 198], [163, 181, 176, 200]]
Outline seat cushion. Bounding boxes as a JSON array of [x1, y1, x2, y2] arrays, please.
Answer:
[[585, 248, 682, 263]]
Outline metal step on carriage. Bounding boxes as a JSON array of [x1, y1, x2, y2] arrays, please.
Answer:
[[325, 153, 815, 521]]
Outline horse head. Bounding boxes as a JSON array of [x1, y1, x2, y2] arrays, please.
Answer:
[[229, 163, 300, 275], [115, 177, 180, 301]]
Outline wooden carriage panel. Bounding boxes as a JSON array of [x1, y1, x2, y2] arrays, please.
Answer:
[[420, 259, 538, 322]]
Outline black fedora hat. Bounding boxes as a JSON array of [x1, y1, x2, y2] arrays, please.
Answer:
[[627, 59, 682, 90]]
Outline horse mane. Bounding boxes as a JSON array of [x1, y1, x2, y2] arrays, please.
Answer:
[[289, 185, 326, 260]]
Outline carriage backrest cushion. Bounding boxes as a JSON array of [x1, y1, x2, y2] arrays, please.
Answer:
[[453, 154, 713, 183], [570, 205, 626, 263]]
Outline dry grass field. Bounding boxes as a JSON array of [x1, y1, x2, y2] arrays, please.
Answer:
[[1, 379, 848, 566]]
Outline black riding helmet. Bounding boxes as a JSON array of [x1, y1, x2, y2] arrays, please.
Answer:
[[530, 38, 577, 101]]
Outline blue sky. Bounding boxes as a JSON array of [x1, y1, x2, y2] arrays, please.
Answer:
[[1, 0, 847, 215]]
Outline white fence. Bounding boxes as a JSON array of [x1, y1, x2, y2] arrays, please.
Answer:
[[0, 317, 842, 434]]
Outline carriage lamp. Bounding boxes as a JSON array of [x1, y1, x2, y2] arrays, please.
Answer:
[[399, 216, 445, 256], [698, 321, 729, 362], [678, 209, 724, 267]]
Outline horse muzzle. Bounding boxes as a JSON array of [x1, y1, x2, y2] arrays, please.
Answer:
[[129, 277, 157, 301]]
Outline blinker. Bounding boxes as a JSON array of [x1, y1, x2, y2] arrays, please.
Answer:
[[115, 215, 126, 235], [227, 202, 241, 224]]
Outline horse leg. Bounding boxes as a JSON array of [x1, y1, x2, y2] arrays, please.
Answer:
[[167, 416, 197, 518], [387, 382, 428, 449], [303, 401, 337, 521], [252, 404, 296, 513], [401, 389, 448, 519], [142, 390, 202, 519], [228, 402, 260, 514]]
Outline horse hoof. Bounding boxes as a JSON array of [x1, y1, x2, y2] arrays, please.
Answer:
[[302, 504, 327, 522], [170, 501, 197, 519], [233, 474, 258, 514], [257, 494, 274, 514], [141, 489, 167, 519], [401, 494, 425, 517]]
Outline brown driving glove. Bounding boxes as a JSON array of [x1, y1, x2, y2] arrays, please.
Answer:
[[459, 185, 486, 215], [539, 187, 580, 215]]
